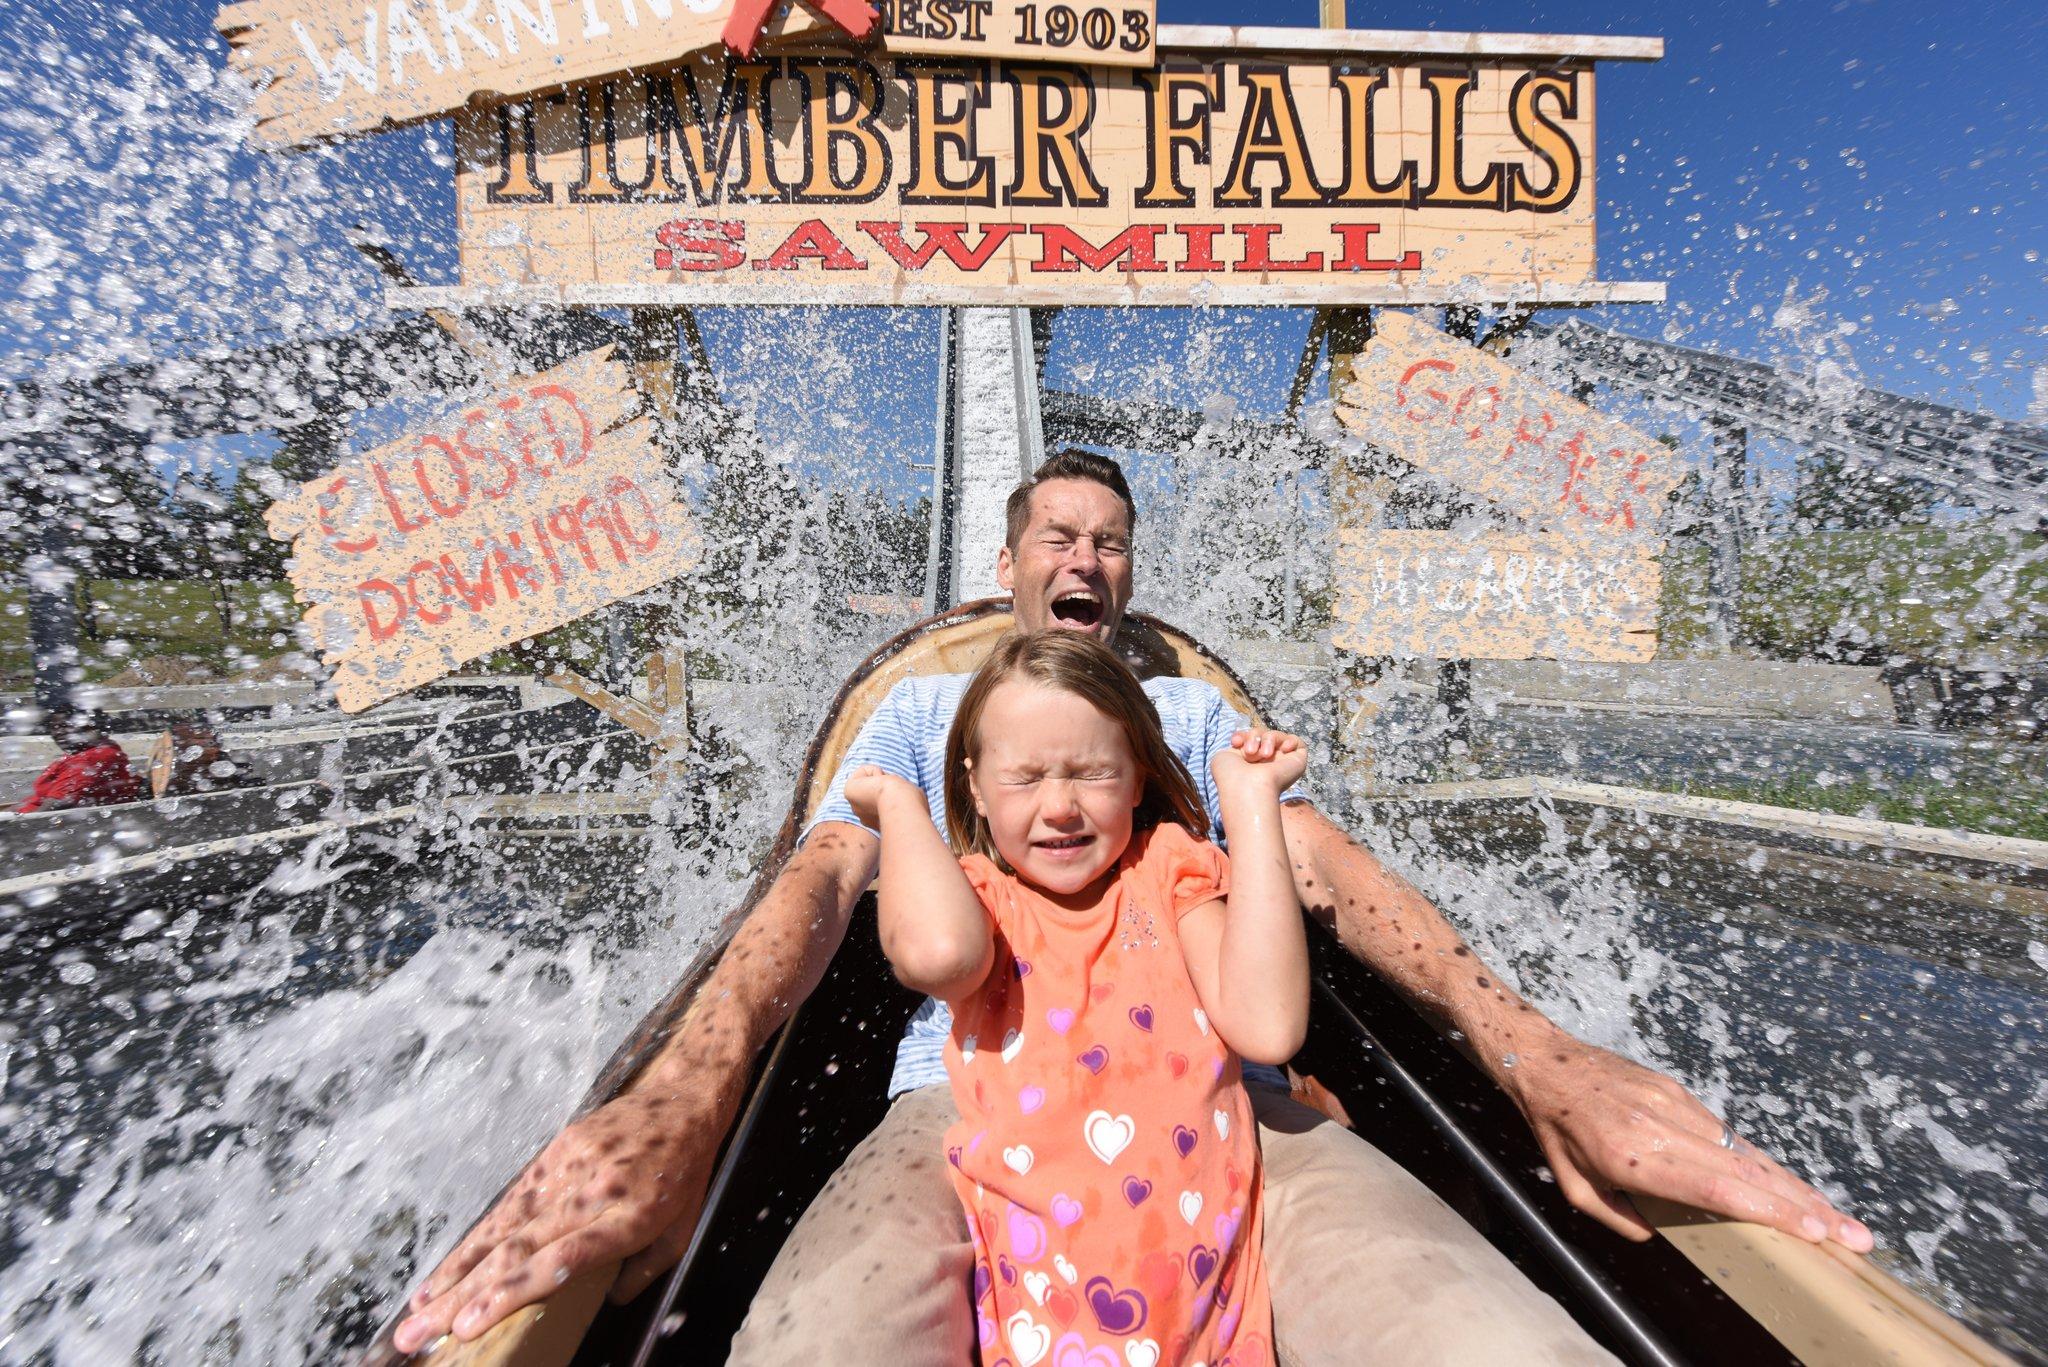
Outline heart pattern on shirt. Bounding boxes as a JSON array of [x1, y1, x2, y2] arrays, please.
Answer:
[[1178, 1190, 1203, 1225], [1007, 1310, 1051, 1366], [1004, 1145, 1034, 1174], [1083, 1110, 1134, 1165], [1076, 1045, 1109, 1075]]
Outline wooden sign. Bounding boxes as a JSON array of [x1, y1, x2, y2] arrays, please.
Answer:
[[265, 347, 700, 712], [438, 37, 1648, 306], [1334, 311, 1682, 539], [1333, 530, 1659, 662], [218, 0, 1153, 146]]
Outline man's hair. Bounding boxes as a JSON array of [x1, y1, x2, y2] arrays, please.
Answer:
[[1004, 449, 1137, 550], [45, 708, 106, 752], [943, 630, 1207, 866]]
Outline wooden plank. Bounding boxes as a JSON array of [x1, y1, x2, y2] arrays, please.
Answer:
[[1333, 310, 1683, 540], [265, 346, 701, 713], [1332, 529, 1660, 662], [1157, 23, 1662, 61], [1637, 1199, 2019, 1367], [392, 281, 1668, 309], [219, 0, 1155, 146], [412, 1261, 616, 1367], [444, 49, 1639, 306], [783, 0, 1158, 66], [217, 0, 732, 146]]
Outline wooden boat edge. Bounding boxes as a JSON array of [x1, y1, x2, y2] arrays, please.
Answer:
[[400, 603, 2015, 1367]]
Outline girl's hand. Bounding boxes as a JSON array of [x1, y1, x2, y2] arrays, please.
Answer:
[[844, 764, 922, 829], [1214, 728, 1308, 793]]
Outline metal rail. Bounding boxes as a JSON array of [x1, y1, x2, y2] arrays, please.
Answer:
[[1534, 320, 2048, 515], [1314, 977, 1687, 1367]]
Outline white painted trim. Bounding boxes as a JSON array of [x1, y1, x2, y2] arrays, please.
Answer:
[[388, 281, 1667, 311], [1157, 25, 1664, 62], [0, 806, 416, 898], [1374, 775, 2048, 870]]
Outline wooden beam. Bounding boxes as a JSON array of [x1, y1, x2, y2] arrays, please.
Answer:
[[388, 282, 1670, 311], [1156, 23, 1664, 60]]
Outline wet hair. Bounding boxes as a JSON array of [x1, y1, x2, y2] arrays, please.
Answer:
[[1004, 449, 1137, 550], [943, 631, 1208, 865]]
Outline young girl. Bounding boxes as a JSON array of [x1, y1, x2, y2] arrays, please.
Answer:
[[845, 632, 1308, 1367]]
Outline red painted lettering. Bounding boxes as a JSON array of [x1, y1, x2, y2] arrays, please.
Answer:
[[442, 545, 498, 613], [357, 578, 408, 641], [1232, 224, 1321, 272], [1029, 223, 1167, 273], [369, 459, 429, 534], [754, 219, 868, 271], [525, 385, 595, 472], [654, 218, 747, 271], [410, 435, 471, 520], [607, 477, 663, 553], [1331, 222, 1422, 272], [857, 221, 1021, 272], [1174, 223, 1225, 273]]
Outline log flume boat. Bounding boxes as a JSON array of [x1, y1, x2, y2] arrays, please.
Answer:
[[372, 601, 2016, 1367]]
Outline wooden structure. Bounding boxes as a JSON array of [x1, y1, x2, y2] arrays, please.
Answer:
[[369, 602, 2013, 1367], [1328, 311, 1679, 664], [373, 26, 1666, 309], [264, 346, 701, 712]]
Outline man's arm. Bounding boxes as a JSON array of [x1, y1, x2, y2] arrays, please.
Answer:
[[392, 821, 880, 1353], [1278, 800, 1873, 1253]]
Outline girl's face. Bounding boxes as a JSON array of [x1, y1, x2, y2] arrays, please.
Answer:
[[966, 678, 1144, 901]]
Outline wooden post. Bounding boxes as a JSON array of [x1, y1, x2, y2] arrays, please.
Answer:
[[628, 306, 695, 729], [26, 463, 81, 720], [1708, 420, 1748, 653], [1326, 307, 1395, 784]]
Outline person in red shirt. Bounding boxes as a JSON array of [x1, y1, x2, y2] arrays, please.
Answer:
[[17, 709, 143, 813]]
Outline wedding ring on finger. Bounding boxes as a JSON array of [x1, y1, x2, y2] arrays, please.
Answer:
[[1717, 1123, 1739, 1151]]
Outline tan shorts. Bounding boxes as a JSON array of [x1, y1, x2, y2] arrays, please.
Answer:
[[728, 1084, 1617, 1365]]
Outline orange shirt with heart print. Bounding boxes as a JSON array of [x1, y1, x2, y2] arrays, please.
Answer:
[[943, 821, 1273, 1367]]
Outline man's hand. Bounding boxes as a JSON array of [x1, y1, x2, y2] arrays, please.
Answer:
[[390, 824, 876, 1354], [1215, 727, 1308, 793], [1505, 1032, 1875, 1252], [392, 1085, 726, 1354], [1276, 801, 1874, 1256]]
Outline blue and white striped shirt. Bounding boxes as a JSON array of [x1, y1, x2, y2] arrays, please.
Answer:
[[805, 671, 1305, 1097]]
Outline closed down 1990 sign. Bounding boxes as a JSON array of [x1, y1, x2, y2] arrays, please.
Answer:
[[266, 347, 700, 712]]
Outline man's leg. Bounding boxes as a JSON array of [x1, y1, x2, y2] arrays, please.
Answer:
[[1253, 1089, 1619, 1366], [728, 1085, 974, 1365]]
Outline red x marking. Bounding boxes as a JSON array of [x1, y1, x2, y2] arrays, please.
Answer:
[[723, 0, 879, 57]]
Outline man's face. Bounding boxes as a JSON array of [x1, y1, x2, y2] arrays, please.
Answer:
[[997, 478, 1134, 645]]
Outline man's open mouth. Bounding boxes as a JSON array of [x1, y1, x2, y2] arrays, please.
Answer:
[[1050, 590, 1104, 628]]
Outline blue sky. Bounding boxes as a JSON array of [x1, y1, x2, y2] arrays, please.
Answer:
[[0, 0, 2040, 498]]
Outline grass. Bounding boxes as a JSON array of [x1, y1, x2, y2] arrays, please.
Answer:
[[0, 580, 301, 690], [1659, 525, 2048, 663]]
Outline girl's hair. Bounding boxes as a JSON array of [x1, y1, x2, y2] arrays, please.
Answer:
[[943, 631, 1209, 862]]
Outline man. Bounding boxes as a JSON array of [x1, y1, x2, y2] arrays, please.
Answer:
[[16, 709, 142, 813], [396, 451, 1870, 1359]]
